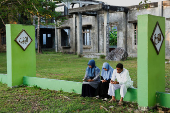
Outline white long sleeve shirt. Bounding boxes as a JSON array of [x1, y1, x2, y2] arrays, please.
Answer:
[[111, 68, 133, 87]]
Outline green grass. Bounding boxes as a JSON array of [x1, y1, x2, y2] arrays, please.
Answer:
[[0, 52, 170, 112], [1, 52, 170, 90], [0, 52, 7, 74], [0, 82, 141, 112]]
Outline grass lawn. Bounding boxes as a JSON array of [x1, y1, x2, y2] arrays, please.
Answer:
[[0, 52, 170, 112], [1, 52, 170, 90], [0, 82, 141, 112]]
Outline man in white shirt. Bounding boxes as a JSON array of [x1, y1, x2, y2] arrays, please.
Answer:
[[108, 63, 133, 105]]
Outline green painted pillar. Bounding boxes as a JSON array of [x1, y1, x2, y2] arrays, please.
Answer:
[[6, 24, 36, 87], [137, 14, 165, 109]]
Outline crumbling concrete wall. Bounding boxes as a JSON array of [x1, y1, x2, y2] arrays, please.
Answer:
[[164, 7, 170, 59], [57, 17, 74, 53], [82, 16, 96, 53], [56, 2, 170, 58], [127, 5, 170, 58], [58, 15, 98, 54], [98, 12, 127, 53], [98, 14, 104, 53], [127, 7, 158, 57]]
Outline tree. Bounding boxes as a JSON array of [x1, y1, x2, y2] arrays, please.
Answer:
[[0, 0, 66, 53], [139, 0, 151, 9]]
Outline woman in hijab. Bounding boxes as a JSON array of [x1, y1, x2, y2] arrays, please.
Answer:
[[96, 62, 114, 101], [81, 59, 100, 97]]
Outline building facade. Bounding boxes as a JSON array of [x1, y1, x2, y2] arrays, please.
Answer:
[[1, 0, 170, 59], [55, 1, 170, 58]]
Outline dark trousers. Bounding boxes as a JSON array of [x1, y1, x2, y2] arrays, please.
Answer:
[[81, 84, 96, 97], [96, 81, 110, 98]]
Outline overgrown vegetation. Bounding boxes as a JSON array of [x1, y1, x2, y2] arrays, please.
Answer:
[[100, 55, 106, 59], [139, 0, 151, 9], [109, 27, 117, 46]]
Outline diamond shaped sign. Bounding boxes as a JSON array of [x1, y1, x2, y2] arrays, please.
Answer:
[[150, 22, 164, 55], [15, 29, 33, 51]]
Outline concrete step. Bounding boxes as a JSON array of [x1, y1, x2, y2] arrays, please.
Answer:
[[83, 53, 105, 59]]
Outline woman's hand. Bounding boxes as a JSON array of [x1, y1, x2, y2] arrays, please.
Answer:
[[87, 79, 94, 82], [102, 80, 107, 83], [114, 81, 119, 84], [110, 80, 119, 84]]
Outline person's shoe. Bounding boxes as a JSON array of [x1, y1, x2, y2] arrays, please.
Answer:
[[95, 95, 99, 99], [118, 101, 123, 106], [102, 98, 108, 101], [108, 99, 116, 103]]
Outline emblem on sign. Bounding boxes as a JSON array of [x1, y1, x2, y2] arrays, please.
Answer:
[[15, 29, 33, 51], [150, 22, 164, 55]]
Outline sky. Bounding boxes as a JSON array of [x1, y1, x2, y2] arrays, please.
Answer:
[[98, 0, 160, 6]]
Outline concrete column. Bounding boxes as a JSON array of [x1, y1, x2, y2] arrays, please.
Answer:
[[57, 29, 61, 52], [55, 21, 58, 52], [158, 1, 163, 17], [138, 14, 165, 110], [104, 10, 109, 56], [95, 13, 99, 53], [72, 14, 76, 54], [117, 12, 127, 51], [123, 12, 127, 51], [76, 13, 83, 55], [6, 24, 36, 87]]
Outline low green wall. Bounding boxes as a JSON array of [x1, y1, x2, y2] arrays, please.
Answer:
[[115, 88, 137, 102], [23, 76, 82, 94], [156, 92, 170, 108], [23, 76, 137, 102], [0, 74, 7, 84]]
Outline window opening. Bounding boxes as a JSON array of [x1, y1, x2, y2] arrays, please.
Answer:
[[61, 29, 70, 46], [82, 28, 91, 45]]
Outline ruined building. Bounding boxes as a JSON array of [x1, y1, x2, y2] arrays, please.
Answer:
[[54, 0, 170, 58], [1, 0, 170, 59]]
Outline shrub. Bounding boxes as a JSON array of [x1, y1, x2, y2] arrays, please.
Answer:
[[100, 55, 105, 59]]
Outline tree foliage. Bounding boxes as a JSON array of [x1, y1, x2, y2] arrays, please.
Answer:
[[139, 0, 151, 9], [0, 0, 65, 25], [109, 27, 117, 46], [0, 0, 66, 53]]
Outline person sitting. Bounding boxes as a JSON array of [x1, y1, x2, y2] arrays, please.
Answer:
[[108, 63, 133, 105], [81, 59, 100, 97], [96, 62, 113, 101]]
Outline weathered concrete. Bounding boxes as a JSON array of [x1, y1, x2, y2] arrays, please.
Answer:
[[76, 13, 83, 55], [106, 47, 128, 61], [98, 14, 104, 53], [72, 14, 76, 54], [55, 21, 58, 52], [53, 1, 170, 59], [95, 13, 99, 53], [104, 10, 109, 56], [158, 1, 163, 16], [127, 7, 159, 57], [57, 29, 62, 52], [83, 53, 105, 59]]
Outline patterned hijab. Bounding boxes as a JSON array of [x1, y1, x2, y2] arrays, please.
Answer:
[[86, 59, 96, 77], [101, 62, 114, 80]]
